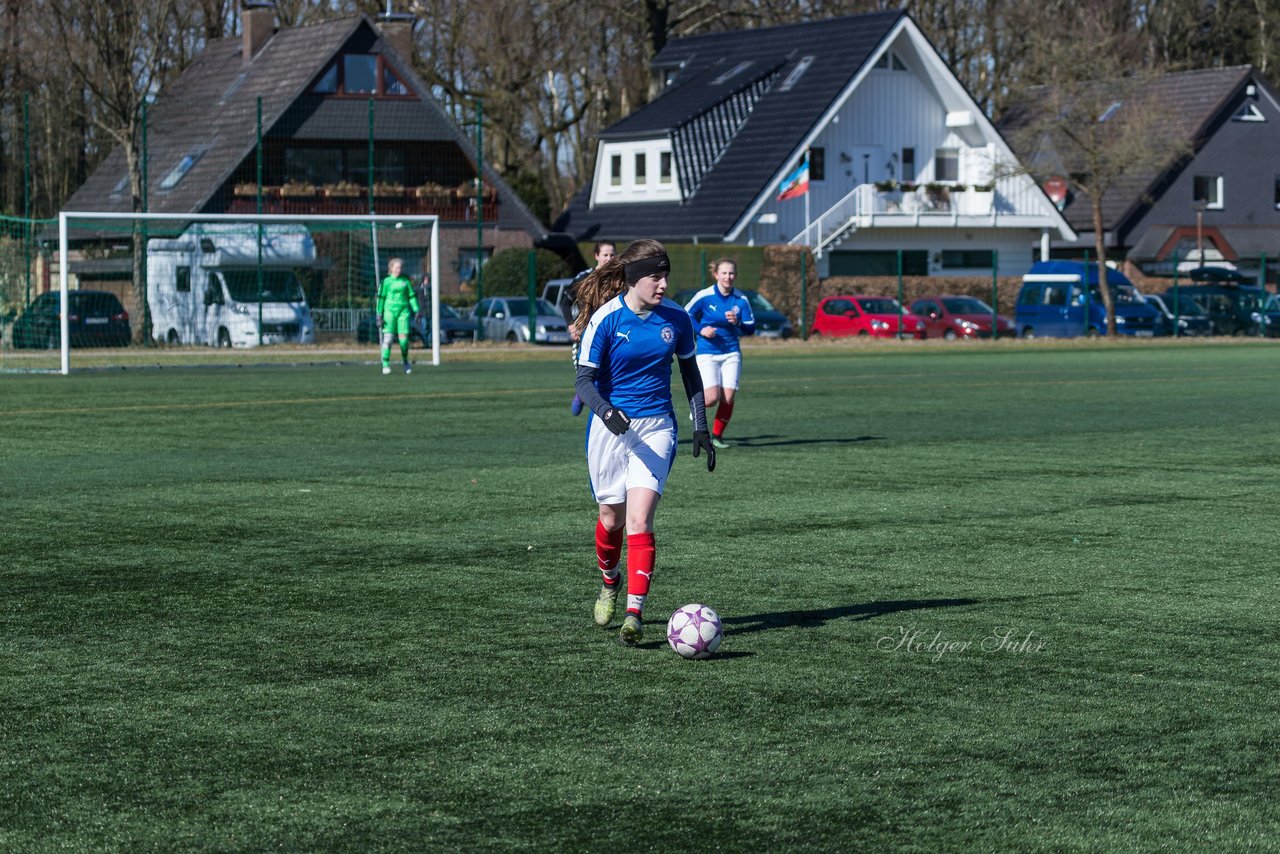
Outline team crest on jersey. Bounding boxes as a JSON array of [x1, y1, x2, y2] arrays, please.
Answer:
[[661, 325, 675, 344]]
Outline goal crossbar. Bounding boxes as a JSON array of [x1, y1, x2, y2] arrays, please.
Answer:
[[56, 211, 441, 374]]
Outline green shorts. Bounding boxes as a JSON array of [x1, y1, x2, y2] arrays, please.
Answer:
[[382, 309, 413, 336]]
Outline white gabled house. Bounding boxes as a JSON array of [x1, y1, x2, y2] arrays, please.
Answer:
[[556, 11, 1075, 277]]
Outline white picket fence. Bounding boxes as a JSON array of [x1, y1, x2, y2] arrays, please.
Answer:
[[310, 308, 364, 333]]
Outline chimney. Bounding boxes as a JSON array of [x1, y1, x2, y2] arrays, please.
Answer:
[[376, 11, 417, 66], [242, 1, 276, 65]]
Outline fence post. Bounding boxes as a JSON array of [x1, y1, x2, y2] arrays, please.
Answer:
[[257, 96, 265, 346], [141, 102, 151, 344], [700, 249, 707, 289], [1171, 251, 1180, 338], [527, 250, 537, 342], [896, 249, 904, 338], [1261, 252, 1268, 292], [22, 93, 31, 308], [1082, 248, 1091, 336], [475, 98, 485, 340], [991, 250, 999, 340], [800, 250, 808, 340]]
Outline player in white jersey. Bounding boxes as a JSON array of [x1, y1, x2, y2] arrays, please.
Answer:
[[684, 257, 755, 448], [573, 239, 716, 646]]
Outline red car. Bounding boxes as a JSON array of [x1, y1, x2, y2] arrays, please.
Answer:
[[811, 295, 925, 339], [909, 295, 1016, 339]]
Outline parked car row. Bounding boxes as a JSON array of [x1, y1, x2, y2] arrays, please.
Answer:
[[10, 290, 132, 349]]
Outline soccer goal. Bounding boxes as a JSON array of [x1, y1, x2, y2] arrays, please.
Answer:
[[52, 211, 441, 374]]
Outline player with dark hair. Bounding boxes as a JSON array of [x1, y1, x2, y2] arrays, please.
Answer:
[[573, 238, 715, 645], [568, 240, 616, 415], [684, 257, 755, 447], [376, 257, 420, 375]]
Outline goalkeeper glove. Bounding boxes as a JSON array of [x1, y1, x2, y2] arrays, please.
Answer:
[[601, 407, 631, 436], [692, 430, 716, 472]]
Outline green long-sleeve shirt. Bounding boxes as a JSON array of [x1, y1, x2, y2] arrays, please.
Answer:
[[376, 275, 420, 316]]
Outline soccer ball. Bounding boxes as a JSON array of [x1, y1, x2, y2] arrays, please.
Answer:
[[666, 604, 723, 659]]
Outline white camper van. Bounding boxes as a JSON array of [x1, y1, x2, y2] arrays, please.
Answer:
[[147, 224, 316, 347]]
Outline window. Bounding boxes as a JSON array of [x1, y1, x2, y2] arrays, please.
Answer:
[[901, 148, 916, 182], [829, 250, 928, 276], [159, 149, 204, 191], [809, 147, 825, 182], [1234, 102, 1265, 122], [344, 55, 378, 93], [1043, 285, 1067, 306], [282, 147, 405, 186], [635, 152, 647, 186], [874, 51, 908, 71], [941, 250, 995, 269], [1193, 174, 1223, 209], [313, 65, 338, 94], [1274, 176, 1280, 209], [610, 155, 622, 187], [711, 61, 752, 85], [311, 54, 414, 97], [176, 266, 191, 293], [935, 149, 958, 182], [659, 152, 673, 184], [779, 56, 813, 92], [383, 64, 409, 96]]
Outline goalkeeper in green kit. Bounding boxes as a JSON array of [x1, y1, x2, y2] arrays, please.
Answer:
[[376, 257, 420, 374]]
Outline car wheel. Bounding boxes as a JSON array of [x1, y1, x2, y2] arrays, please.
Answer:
[[506, 331, 518, 343], [857, 330, 868, 337], [1085, 327, 1100, 338], [1232, 327, 1246, 337], [1022, 327, 1035, 339], [44, 329, 58, 349], [217, 328, 232, 348], [943, 329, 957, 340], [810, 329, 821, 338], [167, 329, 179, 345]]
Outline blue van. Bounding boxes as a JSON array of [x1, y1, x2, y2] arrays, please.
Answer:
[[1016, 261, 1159, 338]]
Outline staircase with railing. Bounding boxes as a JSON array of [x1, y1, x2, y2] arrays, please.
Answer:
[[788, 184, 874, 257]]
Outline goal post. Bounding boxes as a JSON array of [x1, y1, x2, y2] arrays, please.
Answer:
[[55, 211, 441, 375]]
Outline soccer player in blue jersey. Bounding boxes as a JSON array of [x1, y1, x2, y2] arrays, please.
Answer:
[[684, 257, 755, 448], [573, 238, 716, 646]]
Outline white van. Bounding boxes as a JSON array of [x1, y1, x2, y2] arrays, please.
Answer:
[[147, 224, 316, 347]]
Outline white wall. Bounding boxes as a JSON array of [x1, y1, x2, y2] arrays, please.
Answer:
[[820, 227, 1040, 278]]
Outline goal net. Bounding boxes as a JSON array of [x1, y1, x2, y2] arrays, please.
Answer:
[[14, 212, 441, 374]]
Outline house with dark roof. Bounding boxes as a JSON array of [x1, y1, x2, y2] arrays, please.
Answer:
[[999, 66, 1280, 283], [63, 4, 547, 296], [555, 11, 1074, 277]]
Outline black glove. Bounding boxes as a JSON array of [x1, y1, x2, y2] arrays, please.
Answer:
[[601, 407, 631, 436], [692, 430, 716, 472]]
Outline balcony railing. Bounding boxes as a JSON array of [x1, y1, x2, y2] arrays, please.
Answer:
[[226, 186, 499, 222]]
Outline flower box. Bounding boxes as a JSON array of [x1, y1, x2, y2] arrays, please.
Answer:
[[324, 182, 363, 199], [280, 182, 318, 198]]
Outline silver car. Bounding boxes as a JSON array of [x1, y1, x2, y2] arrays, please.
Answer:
[[471, 296, 571, 344]]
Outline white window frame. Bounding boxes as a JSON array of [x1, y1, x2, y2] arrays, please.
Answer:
[[1194, 174, 1224, 210], [593, 139, 681, 204]]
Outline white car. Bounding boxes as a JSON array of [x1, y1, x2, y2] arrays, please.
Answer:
[[471, 296, 571, 344]]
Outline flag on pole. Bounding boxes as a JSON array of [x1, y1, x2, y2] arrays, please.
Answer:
[[777, 155, 809, 201]]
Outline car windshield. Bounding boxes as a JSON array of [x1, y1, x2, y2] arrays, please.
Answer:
[[71, 293, 124, 313], [504, 298, 558, 316], [1160, 295, 1207, 315], [439, 304, 461, 318], [941, 297, 992, 314], [1266, 295, 1280, 312], [857, 298, 901, 314], [745, 291, 778, 312], [222, 270, 305, 303]]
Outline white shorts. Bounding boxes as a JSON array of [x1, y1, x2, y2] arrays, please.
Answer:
[[696, 351, 742, 390], [586, 413, 677, 504]]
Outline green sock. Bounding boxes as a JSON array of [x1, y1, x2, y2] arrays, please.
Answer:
[[381, 346, 391, 368], [399, 337, 410, 363]]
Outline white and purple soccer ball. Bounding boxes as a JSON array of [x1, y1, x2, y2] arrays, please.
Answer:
[[666, 604, 723, 659]]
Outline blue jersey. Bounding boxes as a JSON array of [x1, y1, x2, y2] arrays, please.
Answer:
[[579, 296, 696, 419], [685, 286, 755, 355]]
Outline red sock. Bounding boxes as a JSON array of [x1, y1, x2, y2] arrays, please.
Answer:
[[713, 399, 735, 437], [596, 520, 623, 584], [625, 532, 655, 616]]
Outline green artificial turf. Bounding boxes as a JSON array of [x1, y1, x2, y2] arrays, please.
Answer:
[[2, 340, 1279, 851]]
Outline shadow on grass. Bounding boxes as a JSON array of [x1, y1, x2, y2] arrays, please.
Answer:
[[722, 597, 979, 636], [711, 433, 887, 448]]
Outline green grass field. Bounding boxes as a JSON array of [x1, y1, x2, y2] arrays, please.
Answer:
[[3, 339, 1279, 851]]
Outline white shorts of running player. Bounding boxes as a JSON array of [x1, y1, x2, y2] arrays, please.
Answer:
[[587, 413, 677, 505], [696, 351, 742, 390]]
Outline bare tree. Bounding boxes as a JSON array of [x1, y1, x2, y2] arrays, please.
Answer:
[[48, 0, 181, 342], [1006, 10, 1190, 333]]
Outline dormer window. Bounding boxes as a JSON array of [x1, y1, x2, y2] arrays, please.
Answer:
[[595, 139, 680, 204], [311, 54, 412, 98], [159, 148, 206, 191], [712, 61, 752, 85]]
